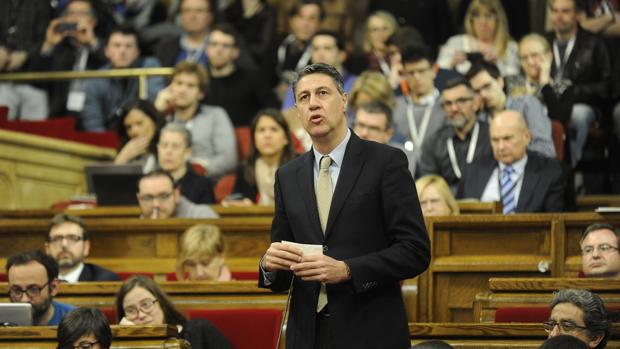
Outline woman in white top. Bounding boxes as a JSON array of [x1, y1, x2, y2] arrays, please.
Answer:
[[437, 0, 520, 77]]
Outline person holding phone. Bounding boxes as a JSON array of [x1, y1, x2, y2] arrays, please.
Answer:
[[437, 0, 520, 77], [223, 109, 296, 206]]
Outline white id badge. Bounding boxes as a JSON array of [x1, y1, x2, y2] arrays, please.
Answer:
[[66, 90, 86, 111]]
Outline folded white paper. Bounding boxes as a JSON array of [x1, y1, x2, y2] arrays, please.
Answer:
[[282, 240, 323, 256]]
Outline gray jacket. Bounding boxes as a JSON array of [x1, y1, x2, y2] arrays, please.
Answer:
[[175, 196, 219, 218]]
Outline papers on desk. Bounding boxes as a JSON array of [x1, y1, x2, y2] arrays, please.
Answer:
[[595, 207, 620, 213]]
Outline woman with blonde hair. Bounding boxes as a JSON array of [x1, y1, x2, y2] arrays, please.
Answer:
[[176, 224, 232, 281], [361, 11, 399, 75], [415, 175, 460, 216], [347, 70, 396, 122], [437, 0, 519, 76]]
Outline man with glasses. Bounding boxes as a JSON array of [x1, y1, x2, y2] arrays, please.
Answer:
[[353, 101, 416, 176], [393, 47, 445, 160], [136, 170, 218, 219], [466, 61, 556, 159], [6, 250, 75, 325], [44, 214, 119, 283], [544, 288, 610, 349], [418, 76, 492, 191], [580, 223, 620, 278]]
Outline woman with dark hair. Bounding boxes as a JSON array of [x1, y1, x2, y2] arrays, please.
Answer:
[[224, 109, 296, 206], [116, 276, 231, 349], [57, 307, 112, 349], [114, 99, 166, 172]]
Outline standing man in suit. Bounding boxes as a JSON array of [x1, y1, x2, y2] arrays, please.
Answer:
[[457, 110, 566, 213], [259, 63, 430, 349], [44, 214, 120, 282]]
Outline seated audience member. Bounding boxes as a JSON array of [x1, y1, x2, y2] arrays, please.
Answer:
[[415, 175, 460, 216], [411, 340, 455, 349], [353, 11, 399, 85], [114, 99, 165, 172], [116, 275, 232, 349], [281, 30, 357, 111], [544, 288, 610, 349], [393, 47, 445, 155], [44, 214, 120, 282], [225, 109, 296, 206], [266, 0, 323, 99], [155, 0, 214, 68], [29, 0, 107, 119], [458, 110, 566, 213], [352, 102, 416, 176], [136, 170, 218, 219], [158, 123, 215, 204], [580, 223, 620, 278], [6, 250, 75, 325], [155, 61, 237, 178], [203, 23, 278, 127], [539, 335, 589, 349], [418, 77, 492, 192], [57, 307, 112, 349], [81, 26, 166, 132], [467, 61, 556, 158], [437, 0, 520, 77], [546, 0, 612, 167], [176, 224, 232, 281]]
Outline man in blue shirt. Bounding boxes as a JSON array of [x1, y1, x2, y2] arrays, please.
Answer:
[[7, 250, 75, 325]]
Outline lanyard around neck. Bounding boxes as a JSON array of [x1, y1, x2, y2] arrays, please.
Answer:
[[552, 37, 576, 77], [277, 34, 312, 74], [447, 122, 480, 179], [406, 94, 436, 149]]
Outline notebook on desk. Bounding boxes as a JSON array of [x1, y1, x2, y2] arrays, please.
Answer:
[[0, 303, 32, 326], [85, 164, 143, 206]]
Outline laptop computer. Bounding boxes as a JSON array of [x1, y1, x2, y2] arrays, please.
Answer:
[[84, 164, 143, 206], [0, 303, 32, 326]]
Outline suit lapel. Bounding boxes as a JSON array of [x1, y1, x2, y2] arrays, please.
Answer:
[[517, 155, 540, 212], [296, 152, 324, 240], [325, 134, 365, 238], [472, 159, 497, 199]]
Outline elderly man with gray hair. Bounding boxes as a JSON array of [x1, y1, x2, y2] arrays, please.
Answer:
[[544, 288, 611, 349]]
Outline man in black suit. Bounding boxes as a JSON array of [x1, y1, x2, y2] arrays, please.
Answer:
[[44, 214, 119, 282], [457, 110, 566, 213], [259, 63, 430, 349]]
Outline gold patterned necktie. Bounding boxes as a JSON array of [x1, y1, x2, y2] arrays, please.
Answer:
[[316, 155, 332, 312]]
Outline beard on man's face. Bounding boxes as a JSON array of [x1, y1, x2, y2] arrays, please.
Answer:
[[31, 290, 53, 324], [447, 115, 468, 130]]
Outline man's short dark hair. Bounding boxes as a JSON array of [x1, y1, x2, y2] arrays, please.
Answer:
[[105, 25, 139, 47], [465, 61, 501, 81], [137, 170, 177, 192], [538, 335, 589, 349], [312, 29, 345, 51], [547, 0, 586, 12], [442, 75, 474, 94], [6, 250, 59, 283], [64, 0, 96, 16], [580, 223, 620, 247], [48, 214, 89, 241], [171, 61, 209, 94], [385, 26, 426, 54], [292, 63, 345, 102], [210, 22, 241, 47], [412, 340, 454, 349], [57, 307, 112, 349], [550, 289, 611, 349], [288, 0, 325, 20], [401, 45, 434, 66], [357, 101, 394, 129]]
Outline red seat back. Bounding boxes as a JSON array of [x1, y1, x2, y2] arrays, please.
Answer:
[[551, 120, 565, 161], [100, 307, 117, 324], [235, 127, 251, 160], [214, 174, 236, 203], [186, 308, 282, 349], [116, 272, 154, 281]]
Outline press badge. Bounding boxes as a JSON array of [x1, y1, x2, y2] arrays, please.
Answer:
[[67, 90, 86, 111]]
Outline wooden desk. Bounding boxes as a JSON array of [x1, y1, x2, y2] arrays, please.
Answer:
[[473, 277, 620, 322], [409, 322, 620, 348], [577, 195, 620, 212], [0, 325, 189, 348]]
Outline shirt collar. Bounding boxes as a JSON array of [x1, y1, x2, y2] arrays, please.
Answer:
[[59, 262, 85, 283], [312, 128, 351, 170], [412, 88, 439, 106], [499, 154, 528, 175]]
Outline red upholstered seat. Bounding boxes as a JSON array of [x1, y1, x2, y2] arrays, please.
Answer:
[[214, 174, 236, 203], [0, 273, 6, 282], [186, 308, 282, 349], [235, 127, 251, 160], [100, 307, 117, 324], [116, 272, 154, 281], [551, 120, 565, 161], [1, 116, 76, 139]]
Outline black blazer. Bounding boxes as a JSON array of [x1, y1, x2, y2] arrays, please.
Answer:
[[178, 163, 216, 204], [259, 133, 430, 349], [78, 263, 120, 282], [231, 163, 258, 203], [457, 151, 566, 212]]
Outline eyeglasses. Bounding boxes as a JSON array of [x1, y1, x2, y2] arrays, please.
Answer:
[[353, 121, 388, 135], [9, 281, 50, 299], [138, 192, 174, 203], [74, 341, 99, 349], [48, 234, 84, 245], [124, 299, 159, 320], [441, 97, 473, 109], [543, 320, 589, 333], [582, 243, 619, 256]]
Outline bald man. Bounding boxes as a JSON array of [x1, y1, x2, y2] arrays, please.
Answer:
[[457, 110, 566, 213]]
